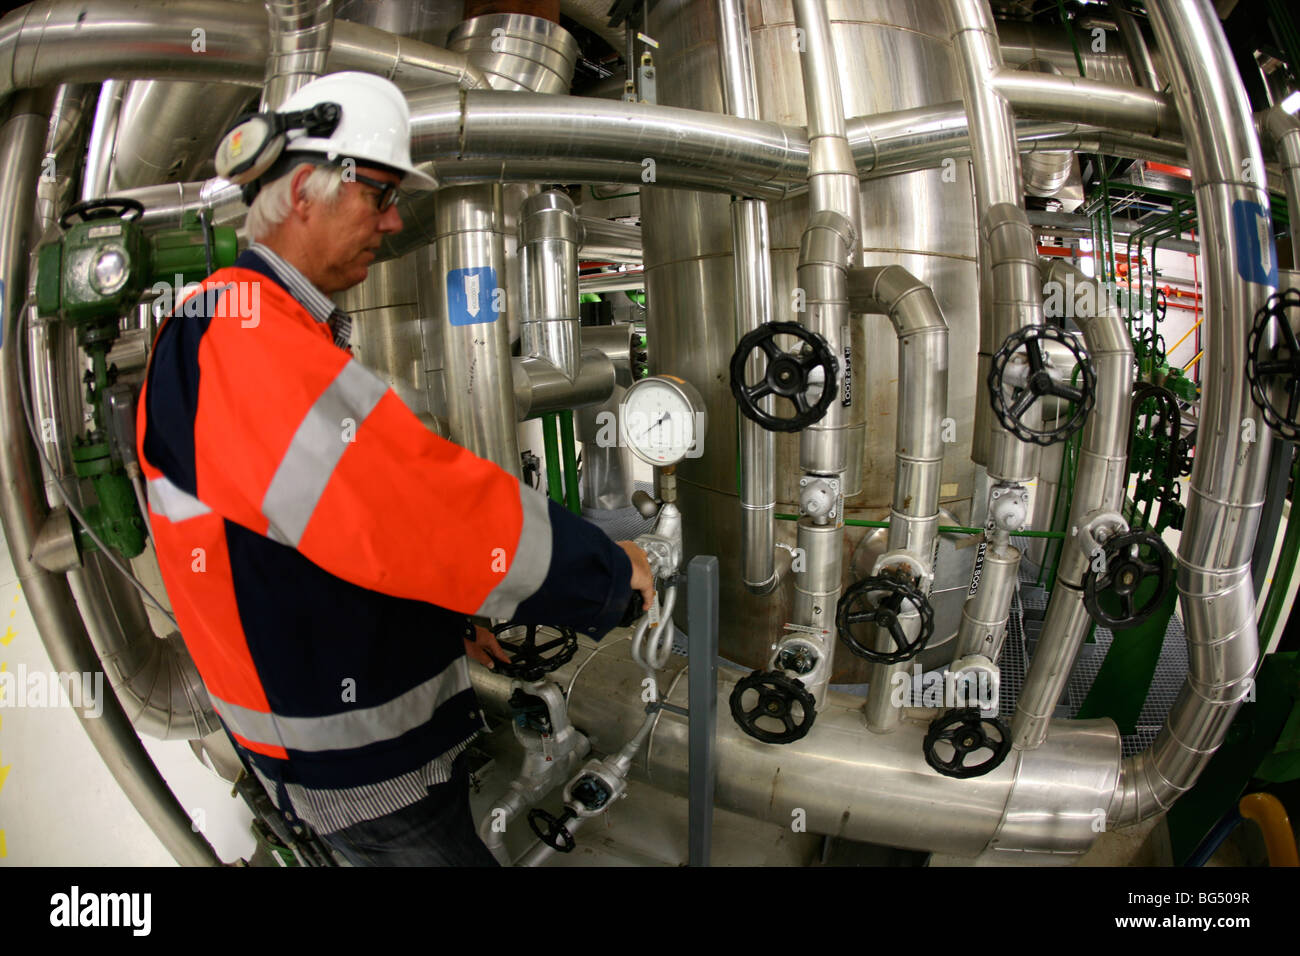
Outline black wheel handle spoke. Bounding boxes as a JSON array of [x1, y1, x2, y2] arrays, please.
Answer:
[[730, 321, 839, 433], [988, 325, 1096, 446]]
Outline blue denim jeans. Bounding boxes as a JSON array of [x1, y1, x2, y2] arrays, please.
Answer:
[[320, 751, 499, 867]]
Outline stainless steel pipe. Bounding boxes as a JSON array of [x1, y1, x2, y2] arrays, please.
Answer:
[[1109, 0, 1275, 827], [847, 266, 950, 733], [1014, 260, 1135, 750], [718, 0, 777, 595], [261, 0, 336, 110]]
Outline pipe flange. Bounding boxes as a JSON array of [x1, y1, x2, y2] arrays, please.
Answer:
[[871, 550, 933, 593], [1074, 510, 1128, 564], [946, 654, 1000, 714], [799, 476, 840, 523], [988, 484, 1030, 532]]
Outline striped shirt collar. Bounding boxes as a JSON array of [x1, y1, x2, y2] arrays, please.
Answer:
[[247, 241, 340, 327]]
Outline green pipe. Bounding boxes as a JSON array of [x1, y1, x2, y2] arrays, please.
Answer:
[[1258, 455, 1300, 647], [772, 513, 1065, 538], [558, 409, 582, 515], [1148, 210, 1196, 323], [542, 413, 563, 505]]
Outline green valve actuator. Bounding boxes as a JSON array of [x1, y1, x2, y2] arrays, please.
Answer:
[[34, 198, 238, 560]]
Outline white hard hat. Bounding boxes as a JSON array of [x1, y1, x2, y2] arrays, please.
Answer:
[[278, 72, 438, 190]]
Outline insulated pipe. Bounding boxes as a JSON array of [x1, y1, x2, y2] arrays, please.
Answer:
[[954, 541, 1020, 661], [519, 190, 581, 381], [260, 0, 336, 111], [1013, 260, 1136, 750], [35, 83, 93, 235], [1109, 0, 1274, 827], [0, 89, 220, 866], [785, 0, 860, 706], [81, 79, 125, 202], [470, 639, 1123, 860], [435, 186, 520, 475], [947, 0, 1043, 486], [0, 1, 489, 94], [717, 0, 776, 595], [993, 69, 1179, 138], [1260, 107, 1300, 256], [1115, 2, 1162, 93], [576, 218, 641, 264], [108, 80, 253, 190], [512, 350, 615, 420], [847, 266, 950, 734], [1017, 61, 1073, 198]]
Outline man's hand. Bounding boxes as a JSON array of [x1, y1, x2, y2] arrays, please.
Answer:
[[464, 625, 512, 670], [617, 540, 655, 611]]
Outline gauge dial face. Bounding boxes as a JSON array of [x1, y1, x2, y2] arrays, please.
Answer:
[[620, 376, 706, 466]]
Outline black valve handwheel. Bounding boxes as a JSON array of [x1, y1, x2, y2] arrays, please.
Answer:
[[59, 197, 146, 230], [987, 325, 1096, 445], [527, 807, 577, 853], [1082, 529, 1174, 630], [491, 621, 578, 682], [729, 321, 839, 433], [1154, 288, 1168, 322], [1246, 289, 1300, 441], [835, 574, 934, 665], [923, 708, 1011, 779], [729, 669, 817, 745]]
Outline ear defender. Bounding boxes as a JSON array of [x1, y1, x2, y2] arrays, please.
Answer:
[[214, 102, 343, 204]]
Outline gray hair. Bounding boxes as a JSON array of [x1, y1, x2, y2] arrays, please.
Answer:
[[245, 162, 344, 241]]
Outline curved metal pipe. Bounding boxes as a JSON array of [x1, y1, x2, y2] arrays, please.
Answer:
[[81, 80, 125, 202], [261, 0, 336, 111], [519, 189, 581, 381], [1013, 259, 1135, 751], [0, 89, 219, 866], [1110, 0, 1273, 827], [1260, 107, 1300, 255], [0, 0, 488, 95], [847, 266, 950, 733]]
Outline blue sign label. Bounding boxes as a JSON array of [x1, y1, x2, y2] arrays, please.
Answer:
[[1231, 199, 1278, 287], [446, 266, 499, 326]]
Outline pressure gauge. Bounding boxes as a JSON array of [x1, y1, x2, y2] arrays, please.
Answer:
[[620, 374, 708, 466]]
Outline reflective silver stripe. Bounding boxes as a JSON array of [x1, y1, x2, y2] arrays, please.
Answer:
[[475, 484, 553, 619], [147, 476, 212, 522], [262, 360, 388, 547], [211, 657, 471, 752]]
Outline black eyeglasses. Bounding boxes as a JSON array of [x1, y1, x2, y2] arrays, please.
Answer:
[[351, 172, 401, 212]]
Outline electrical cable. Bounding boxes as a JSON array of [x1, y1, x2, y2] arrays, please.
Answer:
[[17, 304, 179, 627]]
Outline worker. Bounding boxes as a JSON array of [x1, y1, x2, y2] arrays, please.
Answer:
[[136, 72, 654, 866]]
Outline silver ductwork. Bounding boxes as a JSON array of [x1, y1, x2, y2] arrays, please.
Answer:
[[519, 190, 581, 382]]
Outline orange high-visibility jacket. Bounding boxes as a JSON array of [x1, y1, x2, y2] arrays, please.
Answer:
[[137, 250, 631, 831]]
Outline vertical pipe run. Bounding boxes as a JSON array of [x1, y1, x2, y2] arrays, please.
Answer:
[[846, 266, 950, 733], [542, 412, 562, 504], [687, 554, 719, 867], [1115, 2, 1162, 93], [261, 0, 337, 111], [435, 183, 522, 476], [947, 0, 1043, 486], [1110, 0, 1274, 826], [81, 79, 125, 202], [519, 189, 581, 381], [716, 0, 777, 595], [559, 409, 580, 515], [1014, 260, 1135, 750]]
